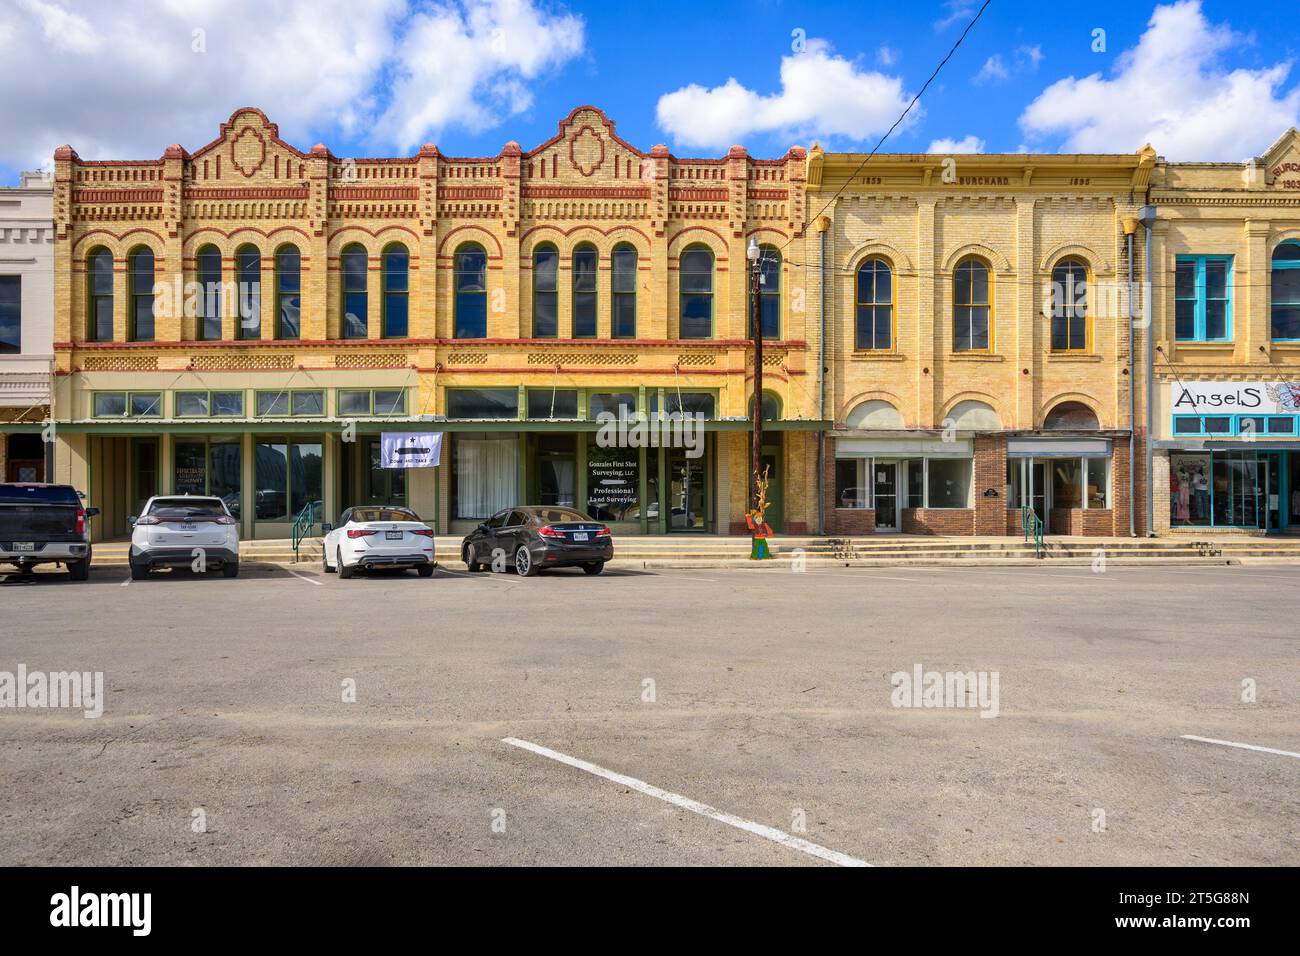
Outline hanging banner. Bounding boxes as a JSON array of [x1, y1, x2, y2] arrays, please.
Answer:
[[1169, 381, 1300, 415], [380, 432, 443, 468]]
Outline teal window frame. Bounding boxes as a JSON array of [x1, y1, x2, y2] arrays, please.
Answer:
[[1271, 240, 1300, 341], [1172, 414, 1298, 436], [1175, 255, 1233, 342]]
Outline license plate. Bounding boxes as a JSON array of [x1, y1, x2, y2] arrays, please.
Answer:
[[12, 542, 34, 552], [572, 532, 588, 541], [386, 531, 403, 540], [180, 523, 196, 531]]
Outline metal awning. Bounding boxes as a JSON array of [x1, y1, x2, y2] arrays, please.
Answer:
[[1007, 437, 1112, 458], [836, 437, 972, 458]]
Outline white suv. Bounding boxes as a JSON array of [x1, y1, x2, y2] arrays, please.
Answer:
[[129, 495, 240, 580]]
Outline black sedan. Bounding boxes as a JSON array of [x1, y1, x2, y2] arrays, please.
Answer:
[[461, 507, 613, 576]]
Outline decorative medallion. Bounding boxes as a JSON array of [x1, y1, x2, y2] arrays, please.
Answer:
[[230, 126, 267, 178], [569, 126, 604, 177]]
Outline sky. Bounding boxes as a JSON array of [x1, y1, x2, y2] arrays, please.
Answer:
[[0, 0, 1297, 183]]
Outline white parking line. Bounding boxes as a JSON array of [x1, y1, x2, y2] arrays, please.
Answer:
[[502, 737, 869, 867], [1181, 735, 1300, 760], [119, 576, 130, 587], [283, 567, 322, 586]]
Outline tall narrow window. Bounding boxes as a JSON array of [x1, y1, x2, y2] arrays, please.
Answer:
[[235, 244, 261, 340], [856, 258, 892, 350], [128, 247, 155, 342], [953, 257, 991, 352], [533, 244, 558, 337], [197, 245, 222, 341], [1175, 255, 1232, 342], [572, 243, 598, 338], [341, 244, 367, 338], [87, 247, 113, 342], [381, 243, 408, 338], [276, 245, 300, 339], [1271, 241, 1300, 340], [0, 277, 19, 353], [757, 245, 780, 339], [454, 243, 487, 338], [612, 244, 637, 338], [679, 245, 713, 339], [1050, 258, 1089, 351]]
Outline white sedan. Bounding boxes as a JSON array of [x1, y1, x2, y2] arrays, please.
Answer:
[[322, 506, 436, 578]]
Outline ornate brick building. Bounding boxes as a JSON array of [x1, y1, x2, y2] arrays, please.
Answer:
[[44, 106, 820, 541], [805, 143, 1157, 536]]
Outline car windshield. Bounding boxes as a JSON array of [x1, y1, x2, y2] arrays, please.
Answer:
[[531, 508, 589, 524], [148, 499, 227, 519], [0, 485, 80, 506], [352, 508, 419, 523]]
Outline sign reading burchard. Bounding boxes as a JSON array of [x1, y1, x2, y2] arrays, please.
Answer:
[[1170, 381, 1300, 414]]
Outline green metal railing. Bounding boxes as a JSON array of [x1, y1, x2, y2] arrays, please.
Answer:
[[1021, 503, 1044, 558], [291, 499, 323, 561]]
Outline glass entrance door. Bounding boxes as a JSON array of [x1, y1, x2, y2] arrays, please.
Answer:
[[874, 460, 898, 531], [668, 447, 706, 531]]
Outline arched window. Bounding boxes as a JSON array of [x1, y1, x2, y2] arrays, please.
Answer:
[[235, 244, 261, 340], [1043, 401, 1100, 430], [612, 243, 637, 338], [381, 243, 408, 338], [196, 245, 222, 341], [454, 243, 487, 338], [572, 243, 598, 338], [532, 243, 558, 338], [845, 399, 904, 429], [748, 390, 782, 422], [87, 247, 113, 342], [946, 399, 1000, 431], [1271, 240, 1300, 340], [757, 245, 780, 339], [276, 245, 300, 340], [1050, 258, 1089, 351], [128, 247, 155, 342], [953, 257, 991, 352], [679, 244, 713, 339], [340, 244, 367, 339], [856, 258, 893, 350]]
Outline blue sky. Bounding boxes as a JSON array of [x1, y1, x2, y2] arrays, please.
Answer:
[[0, 0, 1297, 183]]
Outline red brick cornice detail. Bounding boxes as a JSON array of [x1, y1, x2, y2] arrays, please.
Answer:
[[185, 185, 310, 200], [331, 186, 419, 201], [439, 186, 503, 200], [75, 189, 165, 203], [522, 185, 650, 200]]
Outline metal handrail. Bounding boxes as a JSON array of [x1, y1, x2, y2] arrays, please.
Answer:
[[1021, 503, 1044, 557], [291, 499, 323, 561]]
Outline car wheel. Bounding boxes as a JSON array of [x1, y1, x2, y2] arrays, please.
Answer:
[[582, 561, 605, 576], [416, 563, 434, 578], [222, 560, 239, 578], [514, 545, 539, 577], [323, 547, 335, 573], [68, 558, 90, 581], [464, 543, 483, 573], [130, 562, 149, 581], [337, 548, 354, 579]]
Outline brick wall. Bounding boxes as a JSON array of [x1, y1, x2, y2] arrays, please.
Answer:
[[902, 508, 975, 534], [973, 434, 1006, 534]]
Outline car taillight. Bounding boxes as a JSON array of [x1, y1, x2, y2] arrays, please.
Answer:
[[537, 525, 565, 538], [135, 515, 161, 525], [75, 509, 85, 535], [347, 529, 377, 538], [216, 515, 236, 525], [596, 527, 611, 538], [412, 529, 434, 537]]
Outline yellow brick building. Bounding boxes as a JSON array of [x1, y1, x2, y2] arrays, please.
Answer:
[[805, 143, 1156, 536], [43, 106, 822, 541], [1149, 128, 1300, 534]]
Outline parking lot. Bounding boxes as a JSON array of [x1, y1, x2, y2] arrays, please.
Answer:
[[1, 560, 1297, 866]]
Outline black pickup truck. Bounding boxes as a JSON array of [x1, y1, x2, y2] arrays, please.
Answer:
[[0, 483, 97, 580]]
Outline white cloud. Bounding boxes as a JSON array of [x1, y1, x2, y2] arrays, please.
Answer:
[[975, 55, 1009, 85], [1019, 0, 1300, 159], [877, 45, 898, 67], [928, 135, 985, 154], [0, 0, 585, 169], [1017, 44, 1043, 71], [935, 1, 977, 31], [655, 39, 915, 150]]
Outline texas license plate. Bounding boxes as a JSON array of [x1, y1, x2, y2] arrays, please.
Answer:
[[12, 542, 35, 552], [572, 532, 588, 541], [180, 523, 196, 531], [386, 531, 403, 540]]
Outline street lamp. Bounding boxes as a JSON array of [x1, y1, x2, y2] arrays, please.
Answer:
[[747, 237, 763, 511]]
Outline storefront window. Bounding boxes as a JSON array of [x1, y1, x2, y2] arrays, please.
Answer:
[[586, 445, 638, 521], [1051, 459, 1083, 509], [366, 438, 406, 505], [175, 441, 207, 496], [536, 435, 575, 508], [927, 458, 970, 508], [588, 392, 637, 418], [454, 434, 518, 519], [527, 389, 578, 420], [254, 439, 321, 521], [835, 459, 866, 509], [655, 391, 715, 419], [906, 460, 925, 507], [1087, 458, 1108, 508], [447, 388, 518, 419], [1170, 453, 1211, 526], [210, 440, 241, 519]]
